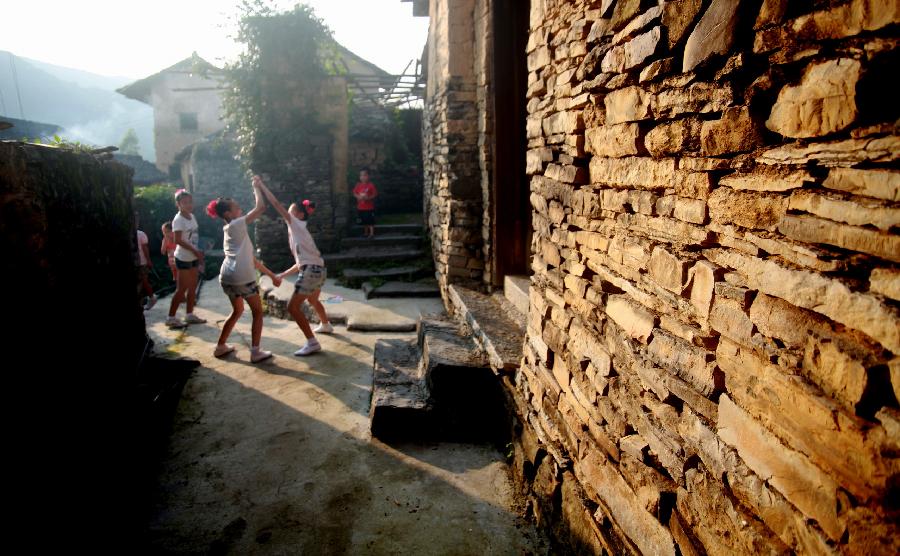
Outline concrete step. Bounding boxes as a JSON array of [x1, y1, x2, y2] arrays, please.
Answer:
[[323, 247, 425, 266], [362, 280, 441, 299], [350, 224, 423, 237], [342, 265, 430, 280], [341, 234, 422, 249], [370, 339, 430, 440], [448, 285, 526, 372], [504, 275, 530, 316]]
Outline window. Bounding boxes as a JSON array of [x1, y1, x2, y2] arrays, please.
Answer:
[[179, 112, 198, 132]]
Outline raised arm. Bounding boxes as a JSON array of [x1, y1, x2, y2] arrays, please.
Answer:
[[254, 175, 292, 223], [245, 180, 267, 224]]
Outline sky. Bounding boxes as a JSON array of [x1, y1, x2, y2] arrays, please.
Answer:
[[2, 0, 429, 79]]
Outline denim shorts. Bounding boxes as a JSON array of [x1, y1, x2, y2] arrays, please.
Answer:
[[295, 265, 326, 295], [221, 280, 260, 301]]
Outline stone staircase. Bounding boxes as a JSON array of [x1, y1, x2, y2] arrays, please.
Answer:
[[369, 275, 531, 442]]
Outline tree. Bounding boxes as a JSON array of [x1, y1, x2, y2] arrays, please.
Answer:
[[119, 128, 140, 155]]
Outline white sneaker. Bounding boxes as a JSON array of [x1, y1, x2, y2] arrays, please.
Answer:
[[184, 314, 207, 325], [214, 344, 235, 358], [294, 340, 321, 356], [166, 316, 186, 329], [314, 322, 334, 334], [251, 349, 273, 363], [144, 295, 157, 311]]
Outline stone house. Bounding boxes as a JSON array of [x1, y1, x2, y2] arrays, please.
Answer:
[[409, 0, 900, 554], [118, 53, 226, 175]]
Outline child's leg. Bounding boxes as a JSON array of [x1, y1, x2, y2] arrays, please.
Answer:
[[307, 289, 330, 325], [185, 267, 199, 313], [217, 295, 244, 346], [140, 270, 154, 298], [168, 268, 189, 317], [288, 293, 315, 339], [246, 294, 265, 348]]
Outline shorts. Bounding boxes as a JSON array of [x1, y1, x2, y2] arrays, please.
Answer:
[[295, 264, 327, 296], [175, 259, 200, 270], [221, 280, 260, 301], [358, 210, 375, 226]]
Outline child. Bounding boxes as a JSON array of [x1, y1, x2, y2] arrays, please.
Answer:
[[161, 222, 178, 281], [352, 169, 378, 238], [136, 213, 156, 310], [206, 179, 281, 363], [255, 176, 333, 356], [166, 189, 207, 328]]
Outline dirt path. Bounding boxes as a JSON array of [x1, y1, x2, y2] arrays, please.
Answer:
[[142, 279, 546, 554]]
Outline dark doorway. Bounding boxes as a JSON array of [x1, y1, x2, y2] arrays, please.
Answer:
[[490, 0, 531, 288]]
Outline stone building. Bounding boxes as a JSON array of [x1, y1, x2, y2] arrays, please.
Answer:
[[410, 0, 900, 553], [117, 53, 226, 175]]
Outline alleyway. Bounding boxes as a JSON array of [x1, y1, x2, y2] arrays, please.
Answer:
[[141, 278, 546, 554]]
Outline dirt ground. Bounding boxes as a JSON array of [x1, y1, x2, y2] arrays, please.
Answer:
[[141, 278, 547, 555]]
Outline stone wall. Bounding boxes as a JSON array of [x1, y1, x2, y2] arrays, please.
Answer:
[[508, 1, 900, 554], [0, 141, 150, 544], [424, 0, 487, 302]]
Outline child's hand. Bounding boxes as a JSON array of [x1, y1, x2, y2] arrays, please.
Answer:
[[273, 275, 283, 288]]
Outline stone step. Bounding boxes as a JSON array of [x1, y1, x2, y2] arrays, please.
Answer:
[[350, 224, 423, 237], [323, 247, 425, 266], [341, 265, 430, 281], [362, 280, 441, 299], [448, 285, 527, 372], [370, 338, 431, 440], [340, 234, 422, 249], [504, 274, 530, 316]]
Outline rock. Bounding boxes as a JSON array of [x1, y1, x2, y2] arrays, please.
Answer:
[[701, 106, 764, 155], [778, 215, 900, 263], [709, 297, 754, 345], [609, 0, 647, 32], [688, 260, 717, 319], [673, 198, 707, 224], [649, 246, 690, 293], [590, 156, 677, 189], [644, 117, 702, 157], [788, 190, 900, 231], [755, 0, 787, 29], [528, 46, 551, 72], [647, 331, 718, 396], [606, 295, 656, 344], [604, 86, 653, 124], [708, 188, 788, 231], [543, 111, 585, 135], [663, 0, 705, 49], [601, 26, 662, 73], [613, 6, 663, 44], [719, 169, 813, 192], [870, 268, 900, 301], [683, 0, 743, 72], [639, 57, 675, 82], [766, 58, 861, 138], [758, 135, 900, 166], [823, 168, 900, 202], [706, 249, 900, 354], [585, 123, 643, 158], [717, 395, 846, 541], [654, 82, 734, 119], [791, 0, 900, 41]]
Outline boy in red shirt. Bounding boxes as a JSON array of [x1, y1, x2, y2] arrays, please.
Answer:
[[352, 169, 378, 238]]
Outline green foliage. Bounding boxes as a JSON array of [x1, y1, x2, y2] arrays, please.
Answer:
[[134, 184, 178, 290], [118, 128, 140, 155], [223, 1, 342, 166], [26, 134, 96, 153]]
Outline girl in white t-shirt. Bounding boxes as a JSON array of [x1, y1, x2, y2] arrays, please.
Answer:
[[166, 189, 207, 328], [206, 179, 281, 363], [256, 176, 333, 356]]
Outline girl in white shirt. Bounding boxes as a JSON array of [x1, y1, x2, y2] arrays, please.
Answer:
[[166, 189, 206, 328], [256, 176, 333, 356], [206, 179, 281, 363]]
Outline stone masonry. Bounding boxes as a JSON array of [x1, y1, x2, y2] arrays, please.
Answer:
[[507, 1, 900, 554]]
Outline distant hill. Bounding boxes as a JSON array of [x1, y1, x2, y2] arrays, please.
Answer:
[[0, 51, 155, 160]]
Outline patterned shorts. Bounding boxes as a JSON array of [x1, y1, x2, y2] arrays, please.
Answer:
[[295, 265, 327, 296], [221, 280, 260, 301]]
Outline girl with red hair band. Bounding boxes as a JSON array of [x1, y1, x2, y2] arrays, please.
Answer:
[[254, 176, 333, 356], [206, 178, 282, 363]]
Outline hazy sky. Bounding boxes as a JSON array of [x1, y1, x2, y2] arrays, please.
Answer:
[[2, 0, 428, 78]]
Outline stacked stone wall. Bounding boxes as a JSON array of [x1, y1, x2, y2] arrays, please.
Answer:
[[510, 1, 900, 554]]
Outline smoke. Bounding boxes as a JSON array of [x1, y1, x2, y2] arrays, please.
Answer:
[[62, 102, 155, 159]]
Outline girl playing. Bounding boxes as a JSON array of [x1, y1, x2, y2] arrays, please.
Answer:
[[206, 178, 281, 363], [166, 189, 207, 328], [255, 176, 333, 356], [161, 222, 178, 281]]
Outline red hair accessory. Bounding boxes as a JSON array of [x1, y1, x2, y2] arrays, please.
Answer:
[[302, 199, 311, 207], [206, 199, 219, 218]]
